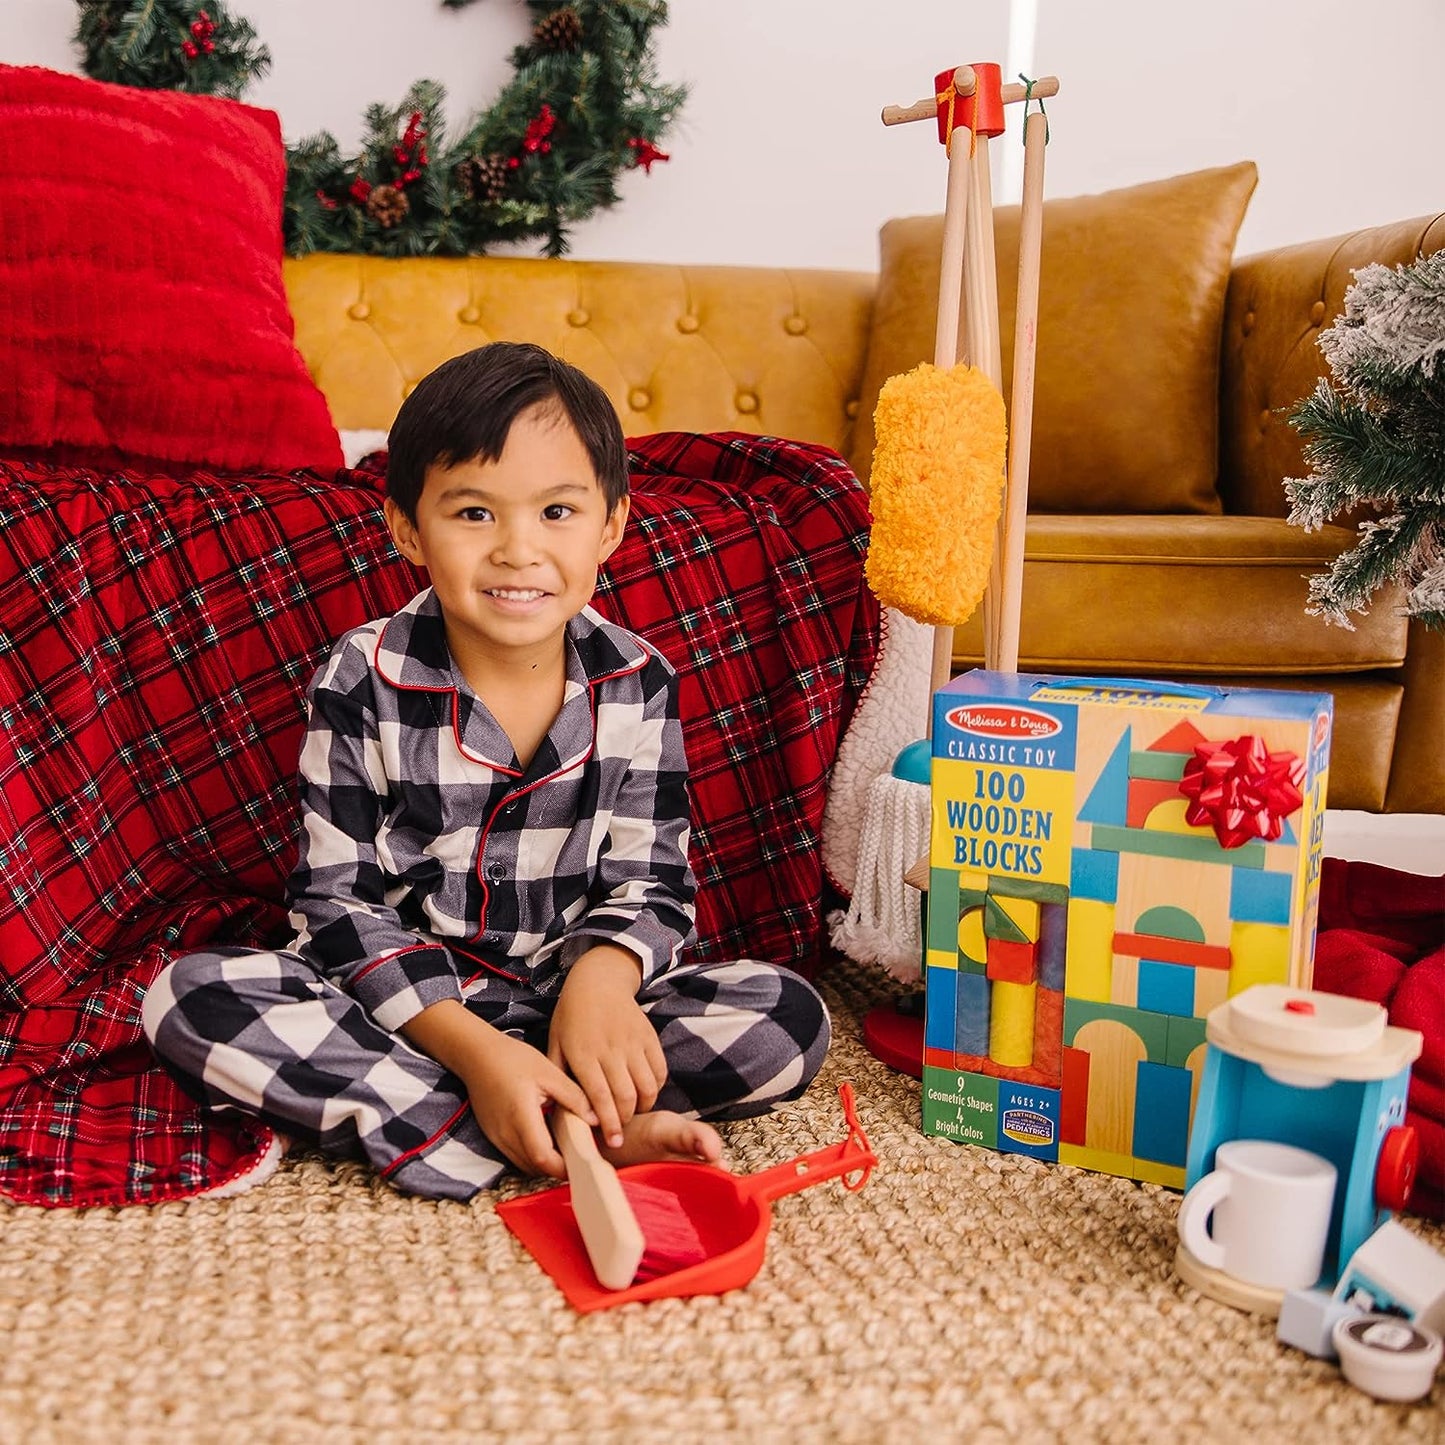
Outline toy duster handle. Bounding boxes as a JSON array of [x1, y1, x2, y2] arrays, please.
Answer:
[[740, 1083, 876, 1204]]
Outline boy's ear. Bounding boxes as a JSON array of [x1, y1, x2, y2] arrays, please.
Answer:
[[599, 494, 630, 562], [384, 497, 425, 566]]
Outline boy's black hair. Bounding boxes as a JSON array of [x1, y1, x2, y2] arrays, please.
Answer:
[[385, 341, 629, 521]]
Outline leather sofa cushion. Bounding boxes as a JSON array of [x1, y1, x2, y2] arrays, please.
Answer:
[[949, 515, 1409, 673], [850, 163, 1259, 513]]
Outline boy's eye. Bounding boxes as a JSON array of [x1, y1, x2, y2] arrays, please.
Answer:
[[543, 504, 574, 521], [459, 507, 492, 522]]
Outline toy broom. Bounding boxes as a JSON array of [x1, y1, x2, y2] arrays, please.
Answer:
[[833, 63, 1056, 1071]]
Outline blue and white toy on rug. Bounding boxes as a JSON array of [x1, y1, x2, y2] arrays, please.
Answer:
[[1177, 984, 1422, 1312]]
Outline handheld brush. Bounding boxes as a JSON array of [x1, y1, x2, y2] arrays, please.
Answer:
[[550, 1108, 709, 1290]]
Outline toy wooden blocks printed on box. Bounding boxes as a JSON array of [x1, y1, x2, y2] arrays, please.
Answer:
[[921, 670, 1333, 1187]]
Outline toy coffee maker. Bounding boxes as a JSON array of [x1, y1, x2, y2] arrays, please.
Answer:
[[1176, 984, 1422, 1315]]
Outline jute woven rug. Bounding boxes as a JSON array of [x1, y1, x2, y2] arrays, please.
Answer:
[[2, 955, 1440, 1444]]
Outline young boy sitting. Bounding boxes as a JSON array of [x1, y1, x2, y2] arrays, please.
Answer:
[[142, 342, 831, 1201]]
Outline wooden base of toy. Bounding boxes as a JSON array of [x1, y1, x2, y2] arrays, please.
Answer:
[[1174, 1242, 1286, 1318], [862, 1002, 924, 1079]]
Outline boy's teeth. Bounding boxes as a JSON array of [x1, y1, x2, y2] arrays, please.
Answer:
[[490, 588, 544, 600]]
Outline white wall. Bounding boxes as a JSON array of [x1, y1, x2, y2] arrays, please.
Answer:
[[3, 0, 1440, 271]]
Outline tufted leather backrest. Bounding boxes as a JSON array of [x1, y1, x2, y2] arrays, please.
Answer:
[[283, 254, 876, 458], [1219, 212, 1445, 517]]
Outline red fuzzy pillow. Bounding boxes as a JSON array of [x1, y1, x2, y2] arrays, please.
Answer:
[[0, 65, 341, 474]]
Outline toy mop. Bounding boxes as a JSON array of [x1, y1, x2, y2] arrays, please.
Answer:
[[830, 62, 1057, 1073]]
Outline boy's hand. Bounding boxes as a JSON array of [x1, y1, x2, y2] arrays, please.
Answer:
[[549, 944, 666, 1149], [401, 999, 595, 1178], [462, 1031, 598, 1179]]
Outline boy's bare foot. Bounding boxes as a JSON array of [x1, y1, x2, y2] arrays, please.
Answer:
[[599, 1110, 723, 1168]]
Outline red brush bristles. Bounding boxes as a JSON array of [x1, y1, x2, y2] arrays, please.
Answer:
[[622, 1179, 709, 1281]]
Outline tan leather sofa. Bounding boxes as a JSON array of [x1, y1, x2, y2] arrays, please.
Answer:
[[283, 170, 1442, 813]]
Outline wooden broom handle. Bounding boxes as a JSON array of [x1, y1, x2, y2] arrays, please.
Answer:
[[961, 136, 1005, 671], [995, 109, 1048, 673], [926, 127, 974, 723]]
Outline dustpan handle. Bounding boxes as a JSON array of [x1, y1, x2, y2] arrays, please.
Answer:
[[744, 1082, 876, 1205]]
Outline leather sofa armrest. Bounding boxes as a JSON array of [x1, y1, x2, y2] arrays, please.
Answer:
[[1218, 212, 1445, 519]]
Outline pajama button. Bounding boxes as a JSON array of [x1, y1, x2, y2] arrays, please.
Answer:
[[488, 862, 506, 880]]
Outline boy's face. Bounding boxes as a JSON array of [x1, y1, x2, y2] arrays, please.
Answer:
[[384, 401, 628, 671]]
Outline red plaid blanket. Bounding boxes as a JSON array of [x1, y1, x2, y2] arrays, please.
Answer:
[[0, 433, 877, 1206]]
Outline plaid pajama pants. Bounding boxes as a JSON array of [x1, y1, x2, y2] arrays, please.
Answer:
[[141, 949, 830, 1201]]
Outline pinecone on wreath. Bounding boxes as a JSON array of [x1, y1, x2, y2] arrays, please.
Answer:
[[365, 183, 410, 228], [456, 152, 510, 204], [533, 6, 583, 52]]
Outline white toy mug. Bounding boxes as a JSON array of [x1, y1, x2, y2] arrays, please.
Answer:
[[1177, 1139, 1337, 1291]]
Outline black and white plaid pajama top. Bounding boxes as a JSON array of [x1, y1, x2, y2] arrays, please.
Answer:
[[292, 588, 697, 1027], [143, 588, 830, 1200]]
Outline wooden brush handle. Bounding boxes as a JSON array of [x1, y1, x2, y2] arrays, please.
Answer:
[[552, 1108, 646, 1291]]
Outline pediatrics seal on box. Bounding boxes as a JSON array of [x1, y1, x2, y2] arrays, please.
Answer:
[[921, 671, 1332, 1187]]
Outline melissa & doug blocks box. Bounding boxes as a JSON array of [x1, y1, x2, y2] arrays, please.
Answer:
[[921, 671, 1332, 1187]]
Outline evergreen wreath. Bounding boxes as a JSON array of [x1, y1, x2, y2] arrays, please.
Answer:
[[75, 0, 270, 98], [74, 0, 685, 258], [1285, 250, 1445, 631]]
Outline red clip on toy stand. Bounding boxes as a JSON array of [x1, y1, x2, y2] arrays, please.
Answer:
[[498, 1083, 877, 1313]]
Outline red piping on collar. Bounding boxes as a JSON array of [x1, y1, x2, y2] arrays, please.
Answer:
[[369, 613, 651, 774]]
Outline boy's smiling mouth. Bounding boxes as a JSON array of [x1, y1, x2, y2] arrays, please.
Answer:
[[486, 587, 549, 600]]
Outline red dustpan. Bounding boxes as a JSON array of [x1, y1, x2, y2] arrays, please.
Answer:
[[497, 1083, 877, 1312]]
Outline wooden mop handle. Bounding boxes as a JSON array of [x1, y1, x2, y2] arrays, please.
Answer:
[[882, 72, 1059, 126]]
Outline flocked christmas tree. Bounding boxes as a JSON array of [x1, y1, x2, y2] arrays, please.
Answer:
[[1286, 250, 1445, 631], [73, 0, 684, 259]]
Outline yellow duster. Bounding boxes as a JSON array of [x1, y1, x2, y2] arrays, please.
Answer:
[[865, 362, 1008, 626]]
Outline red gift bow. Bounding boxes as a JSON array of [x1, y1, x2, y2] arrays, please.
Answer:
[[1177, 734, 1306, 848]]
